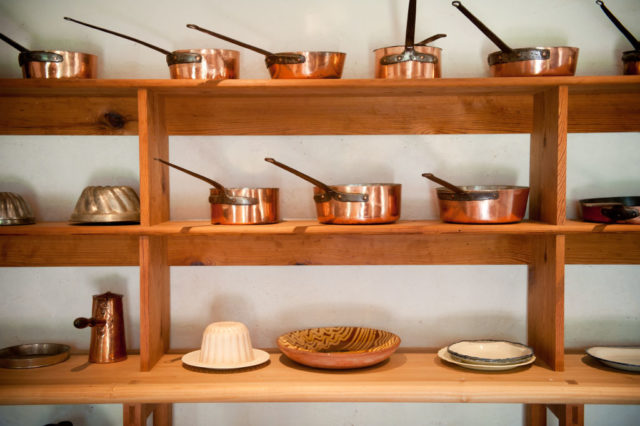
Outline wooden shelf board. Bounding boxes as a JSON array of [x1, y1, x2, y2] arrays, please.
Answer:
[[1, 353, 637, 405], [0, 222, 144, 236]]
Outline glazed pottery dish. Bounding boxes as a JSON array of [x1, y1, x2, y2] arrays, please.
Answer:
[[447, 340, 534, 365], [182, 321, 269, 370], [0, 343, 70, 369], [438, 347, 535, 371], [586, 347, 640, 372], [277, 326, 401, 369]]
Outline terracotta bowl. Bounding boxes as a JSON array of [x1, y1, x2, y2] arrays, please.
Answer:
[[277, 326, 400, 369]]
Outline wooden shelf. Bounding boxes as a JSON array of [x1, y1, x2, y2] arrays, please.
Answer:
[[1, 352, 637, 405]]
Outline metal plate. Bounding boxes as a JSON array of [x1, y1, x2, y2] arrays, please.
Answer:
[[0, 343, 70, 369]]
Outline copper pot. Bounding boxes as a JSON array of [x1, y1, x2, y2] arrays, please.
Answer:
[[156, 158, 279, 225], [452, 1, 579, 77], [579, 196, 640, 224], [596, 1, 640, 75], [266, 158, 401, 224], [424, 173, 529, 224], [64, 17, 238, 80], [187, 24, 346, 79]]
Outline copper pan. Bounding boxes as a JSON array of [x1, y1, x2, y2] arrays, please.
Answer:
[[423, 173, 529, 224], [0, 32, 96, 79], [579, 196, 640, 224], [155, 158, 278, 225], [596, 1, 640, 75], [266, 158, 401, 224], [187, 24, 346, 79], [452, 1, 579, 77], [64, 17, 239, 80], [374, 0, 445, 79]]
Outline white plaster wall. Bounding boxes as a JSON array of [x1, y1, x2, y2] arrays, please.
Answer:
[[0, 0, 639, 425]]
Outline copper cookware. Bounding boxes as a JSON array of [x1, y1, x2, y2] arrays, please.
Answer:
[[266, 158, 401, 224], [579, 196, 640, 224], [64, 17, 239, 80], [452, 1, 579, 77], [596, 1, 640, 75], [187, 24, 346, 79], [0, 32, 96, 79], [155, 158, 279, 225], [74, 291, 127, 364], [374, 0, 445, 79], [423, 173, 529, 224]]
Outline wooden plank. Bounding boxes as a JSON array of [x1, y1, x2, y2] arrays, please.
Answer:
[[525, 404, 547, 426], [1, 353, 638, 405], [0, 223, 144, 236], [123, 403, 172, 426], [566, 234, 640, 264], [0, 95, 137, 135], [549, 404, 585, 426], [0, 235, 138, 266], [568, 91, 640, 133], [168, 234, 533, 265], [139, 236, 170, 372], [528, 235, 565, 371]]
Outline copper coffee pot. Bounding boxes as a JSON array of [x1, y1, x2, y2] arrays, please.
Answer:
[[74, 291, 127, 363]]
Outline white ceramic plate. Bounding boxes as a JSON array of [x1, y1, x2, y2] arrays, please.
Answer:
[[586, 347, 640, 372], [438, 347, 535, 371], [447, 340, 534, 365], [182, 349, 270, 370]]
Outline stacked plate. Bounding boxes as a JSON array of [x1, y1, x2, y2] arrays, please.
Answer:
[[586, 346, 640, 372], [438, 339, 535, 371]]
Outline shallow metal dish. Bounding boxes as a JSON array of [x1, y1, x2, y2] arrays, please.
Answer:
[[0, 343, 70, 369], [277, 326, 401, 369], [0, 192, 35, 225], [70, 186, 140, 223]]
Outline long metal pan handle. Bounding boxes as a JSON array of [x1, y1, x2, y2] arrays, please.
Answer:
[[596, 1, 640, 50], [186, 24, 274, 56], [0, 33, 29, 53], [265, 158, 369, 203], [405, 0, 417, 49], [451, 1, 512, 53], [422, 173, 467, 194], [64, 17, 171, 55], [416, 33, 447, 46]]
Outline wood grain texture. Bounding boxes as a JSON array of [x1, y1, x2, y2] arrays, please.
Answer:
[[549, 404, 584, 426], [139, 236, 170, 372], [528, 235, 565, 371], [0, 235, 138, 266], [123, 403, 172, 426], [530, 86, 568, 225], [0, 353, 638, 405], [525, 404, 548, 426], [566, 234, 640, 264]]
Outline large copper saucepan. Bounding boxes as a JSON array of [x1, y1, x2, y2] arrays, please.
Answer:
[[266, 158, 401, 224], [64, 17, 238, 80], [374, 0, 446, 79], [596, 1, 640, 75], [452, 1, 579, 77], [155, 159, 278, 225], [187, 24, 346, 79], [0, 32, 96, 79], [423, 173, 529, 224], [579, 196, 640, 224]]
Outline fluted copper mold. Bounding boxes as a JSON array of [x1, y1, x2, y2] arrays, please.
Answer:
[[0, 192, 35, 225], [70, 186, 140, 223]]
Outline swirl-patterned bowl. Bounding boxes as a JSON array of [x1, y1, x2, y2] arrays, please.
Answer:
[[277, 326, 400, 369]]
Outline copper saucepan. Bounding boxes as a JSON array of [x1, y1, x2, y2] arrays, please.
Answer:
[[155, 159, 279, 225], [595, 1, 640, 75], [187, 24, 346, 79], [64, 17, 239, 80], [452, 1, 579, 77], [423, 173, 529, 224], [0, 32, 96, 79], [374, 0, 446, 79], [579, 196, 640, 224], [266, 158, 401, 224]]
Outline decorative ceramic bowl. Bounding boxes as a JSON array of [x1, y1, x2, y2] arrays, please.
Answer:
[[277, 326, 401, 369], [182, 321, 269, 370], [447, 340, 534, 365], [586, 347, 640, 372], [0, 192, 35, 225], [70, 186, 140, 223]]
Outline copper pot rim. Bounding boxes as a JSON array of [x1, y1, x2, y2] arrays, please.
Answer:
[[272, 50, 346, 56], [488, 46, 579, 62], [171, 48, 240, 54], [210, 187, 278, 191], [373, 45, 443, 52], [22, 49, 97, 56], [436, 185, 529, 192], [316, 183, 401, 188]]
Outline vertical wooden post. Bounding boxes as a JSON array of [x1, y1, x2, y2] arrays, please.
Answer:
[[123, 403, 173, 426], [138, 88, 170, 372], [549, 404, 585, 426], [525, 404, 547, 426]]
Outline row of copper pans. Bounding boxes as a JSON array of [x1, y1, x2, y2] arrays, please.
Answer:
[[1, 1, 638, 79]]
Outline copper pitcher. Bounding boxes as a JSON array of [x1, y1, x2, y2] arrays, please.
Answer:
[[74, 291, 127, 363]]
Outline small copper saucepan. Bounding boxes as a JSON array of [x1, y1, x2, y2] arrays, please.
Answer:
[[374, 0, 446, 79], [64, 17, 239, 80], [266, 158, 401, 224], [423, 173, 529, 224], [187, 24, 346, 79], [595, 1, 640, 75], [452, 1, 579, 77], [155, 159, 279, 225], [0, 32, 96, 79], [579, 196, 640, 224]]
